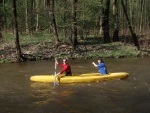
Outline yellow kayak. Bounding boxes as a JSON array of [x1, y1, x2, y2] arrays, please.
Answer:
[[30, 72, 129, 83]]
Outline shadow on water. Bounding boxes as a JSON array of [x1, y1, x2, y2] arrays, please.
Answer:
[[0, 58, 150, 113]]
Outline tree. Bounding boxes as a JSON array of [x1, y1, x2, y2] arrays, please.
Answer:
[[47, 0, 59, 46], [121, 0, 140, 50], [139, 0, 145, 34], [112, 0, 119, 42], [102, 0, 111, 43], [2, 0, 7, 33], [12, 0, 22, 62], [62, 0, 67, 38], [1, 0, 149, 51], [71, 0, 78, 49], [0, 0, 3, 39], [25, 0, 29, 33], [35, 0, 39, 32], [98, 0, 104, 36], [30, 0, 35, 35]]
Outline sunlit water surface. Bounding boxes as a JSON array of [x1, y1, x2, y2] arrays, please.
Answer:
[[0, 58, 150, 113]]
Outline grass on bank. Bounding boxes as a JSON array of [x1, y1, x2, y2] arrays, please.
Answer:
[[87, 43, 140, 58], [2, 33, 53, 45], [0, 33, 141, 63]]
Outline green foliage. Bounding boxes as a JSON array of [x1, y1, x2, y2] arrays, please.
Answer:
[[20, 34, 51, 45], [87, 42, 140, 58], [0, 58, 12, 63], [1, 0, 149, 36], [1, 0, 149, 53], [77, 0, 103, 30], [3, 33, 53, 46]]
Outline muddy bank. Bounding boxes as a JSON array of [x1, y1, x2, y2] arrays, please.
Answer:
[[0, 41, 149, 63]]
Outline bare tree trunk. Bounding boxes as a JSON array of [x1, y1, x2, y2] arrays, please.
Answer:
[[0, 32, 2, 40], [102, 0, 110, 43], [2, 0, 7, 33], [63, 0, 67, 38], [44, 0, 46, 10], [25, 0, 29, 33], [99, 0, 103, 36], [147, 0, 150, 29], [129, 0, 133, 27], [121, 0, 140, 50], [0, 5, 2, 39], [0, 21, 2, 41], [47, 0, 59, 46], [112, 0, 119, 42], [120, 1, 124, 36], [12, 0, 22, 62], [35, 0, 39, 32], [135, 0, 139, 33], [139, 0, 145, 34], [99, 19, 103, 36], [30, 0, 35, 35], [71, 0, 78, 49]]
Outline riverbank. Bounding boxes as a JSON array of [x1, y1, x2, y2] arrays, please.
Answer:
[[0, 42, 149, 63], [0, 35, 149, 63]]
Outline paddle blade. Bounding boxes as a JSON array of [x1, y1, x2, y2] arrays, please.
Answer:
[[54, 81, 57, 86]]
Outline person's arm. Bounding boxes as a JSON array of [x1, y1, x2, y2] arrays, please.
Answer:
[[92, 62, 98, 67], [55, 59, 64, 67], [56, 65, 68, 76], [56, 72, 60, 76], [59, 65, 68, 74]]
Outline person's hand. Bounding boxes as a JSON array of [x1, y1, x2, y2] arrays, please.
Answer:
[[55, 59, 58, 64], [56, 72, 60, 76], [92, 62, 97, 67]]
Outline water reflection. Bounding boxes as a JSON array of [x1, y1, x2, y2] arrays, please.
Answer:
[[30, 82, 77, 107]]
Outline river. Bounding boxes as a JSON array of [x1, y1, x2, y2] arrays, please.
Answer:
[[0, 57, 150, 113]]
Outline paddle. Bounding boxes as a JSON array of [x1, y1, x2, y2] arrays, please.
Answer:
[[54, 59, 57, 86]]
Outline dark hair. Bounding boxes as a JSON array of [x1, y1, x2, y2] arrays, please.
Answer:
[[98, 57, 104, 63]]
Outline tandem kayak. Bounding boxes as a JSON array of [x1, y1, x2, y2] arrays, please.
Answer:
[[30, 72, 129, 83]]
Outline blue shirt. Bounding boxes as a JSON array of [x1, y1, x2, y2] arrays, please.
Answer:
[[97, 63, 107, 74]]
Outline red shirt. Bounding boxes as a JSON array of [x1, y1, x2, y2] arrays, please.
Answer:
[[58, 63, 71, 74]]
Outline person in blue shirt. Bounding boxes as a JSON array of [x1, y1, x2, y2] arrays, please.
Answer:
[[92, 58, 108, 75]]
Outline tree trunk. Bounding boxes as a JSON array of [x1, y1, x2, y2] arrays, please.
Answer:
[[2, 0, 7, 33], [129, 0, 133, 27], [71, 0, 78, 49], [0, 8, 2, 39], [47, 0, 59, 46], [99, 19, 103, 36], [35, 0, 39, 32], [139, 0, 145, 34], [30, 0, 35, 35], [147, 0, 150, 29], [99, 0, 103, 36], [102, 0, 110, 43], [12, 0, 22, 62], [25, 0, 29, 33], [121, 0, 140, 50], [112, 0, 119, 42], [0, 7, 2, 39], [63, 0, 67, 38]]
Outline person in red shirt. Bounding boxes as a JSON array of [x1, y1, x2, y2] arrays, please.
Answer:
[[56, 59, 72, 77]]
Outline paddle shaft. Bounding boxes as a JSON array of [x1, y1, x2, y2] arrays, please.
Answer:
[[54, 59, 57, 86]]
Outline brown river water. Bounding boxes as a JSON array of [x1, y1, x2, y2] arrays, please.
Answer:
[[0, 57, 150, 113]]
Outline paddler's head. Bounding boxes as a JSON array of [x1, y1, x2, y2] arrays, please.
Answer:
[[63, 59, 67, 64], [98, 57, 104, 63]]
